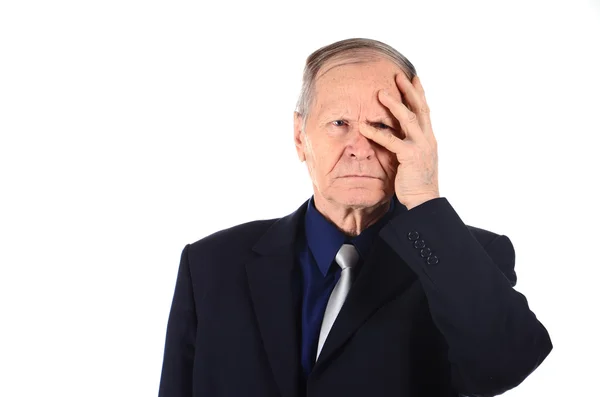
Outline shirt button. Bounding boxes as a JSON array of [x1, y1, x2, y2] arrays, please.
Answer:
[[420, 247, 432, 258], [407, 231, 420, 241]]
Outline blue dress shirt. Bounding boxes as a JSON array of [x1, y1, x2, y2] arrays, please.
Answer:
[[297, 195, 397, 378]]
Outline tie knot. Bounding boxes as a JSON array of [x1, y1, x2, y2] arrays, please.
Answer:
[[335, 243, 360, 270]]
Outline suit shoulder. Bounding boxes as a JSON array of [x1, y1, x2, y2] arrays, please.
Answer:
[[188, 217, 279, 254], [180, 217, 281, 292]]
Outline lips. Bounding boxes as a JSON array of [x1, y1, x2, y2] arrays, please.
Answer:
[[341, 175, 377, 178]]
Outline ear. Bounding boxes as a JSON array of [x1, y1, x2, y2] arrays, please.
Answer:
[[293, 111, 306, 162]]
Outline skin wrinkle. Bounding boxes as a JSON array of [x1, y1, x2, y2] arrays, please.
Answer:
[[294, 56, 407, 237]]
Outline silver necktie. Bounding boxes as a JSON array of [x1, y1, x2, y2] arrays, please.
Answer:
[[316, 243, 360, 360]]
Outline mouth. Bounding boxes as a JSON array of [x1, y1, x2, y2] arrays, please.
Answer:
[[341, 175, 378, 179]]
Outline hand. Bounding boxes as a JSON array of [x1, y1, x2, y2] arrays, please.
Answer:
[[359, 73, 440, 210]]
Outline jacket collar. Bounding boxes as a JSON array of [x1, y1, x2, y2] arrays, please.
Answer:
[[252, 194, 404, 256], [304, 195, 397, 276]]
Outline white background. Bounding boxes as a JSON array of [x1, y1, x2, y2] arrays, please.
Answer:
[[1, 0, 599, 395]]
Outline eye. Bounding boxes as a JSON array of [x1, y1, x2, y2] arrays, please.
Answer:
[[332, 120, 346, 127], [375, 122, 391, 129]]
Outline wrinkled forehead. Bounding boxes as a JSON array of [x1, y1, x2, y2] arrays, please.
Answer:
[[314, 50, 397, 80], [313, 54, 405, 114]]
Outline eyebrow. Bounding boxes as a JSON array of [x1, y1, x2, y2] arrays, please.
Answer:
[[320, 111, 395, 124]]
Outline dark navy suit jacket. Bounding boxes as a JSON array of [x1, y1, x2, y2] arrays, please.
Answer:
[[158, 195, 552, 397]]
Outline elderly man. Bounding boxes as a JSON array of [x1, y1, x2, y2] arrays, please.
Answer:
[[158, 38, 552, 397]]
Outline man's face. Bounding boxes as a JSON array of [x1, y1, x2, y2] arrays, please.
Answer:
[[294, 56, 405, 209]]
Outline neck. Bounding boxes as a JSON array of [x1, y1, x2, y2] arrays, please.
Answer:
[[312, 193, 392, 237]]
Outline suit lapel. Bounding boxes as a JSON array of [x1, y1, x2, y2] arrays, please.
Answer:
[[245, 199, 309, 397]]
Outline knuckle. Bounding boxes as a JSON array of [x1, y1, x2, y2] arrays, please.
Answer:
[[386, 132, 398, 146], [407, 111, 418, 123]]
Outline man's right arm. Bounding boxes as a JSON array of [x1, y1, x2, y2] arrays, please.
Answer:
[[158, 244, 197, 397]]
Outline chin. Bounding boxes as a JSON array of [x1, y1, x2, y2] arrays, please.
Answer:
[[333, 188, 387, 208]]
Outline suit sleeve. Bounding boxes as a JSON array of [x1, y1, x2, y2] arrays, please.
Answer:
[[379, 197, 552, 397], [158, 244, 197, 397]]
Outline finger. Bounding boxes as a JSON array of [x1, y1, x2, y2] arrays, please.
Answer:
[[377, 89, 424, 143], [411, 75, 435, 136], [413, 75, 426, 98], [358, 122, 407, 156], [396, 73, 433, 138], [395, 73, 422, 114]]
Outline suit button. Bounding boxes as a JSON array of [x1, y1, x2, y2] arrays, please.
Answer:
[[413, 239, 426, 249], [426, 255, 439, 265], [420, 247, 432, 258], [407, 231, 420, 241]]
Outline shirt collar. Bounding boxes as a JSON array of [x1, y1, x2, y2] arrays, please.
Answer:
[[304, 195, 397, 276]]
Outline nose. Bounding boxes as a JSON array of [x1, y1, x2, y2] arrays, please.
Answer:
[[348, 124, 376, 160]]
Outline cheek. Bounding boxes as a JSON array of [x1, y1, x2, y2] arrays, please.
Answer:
[[310, 139, 340, 164], [378, 149, 399, 170]]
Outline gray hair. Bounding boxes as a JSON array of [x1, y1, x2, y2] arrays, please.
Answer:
[[295, 38, 417, 133]]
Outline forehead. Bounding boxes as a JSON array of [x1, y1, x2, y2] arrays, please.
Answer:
[[313, 56, 403, 114]]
